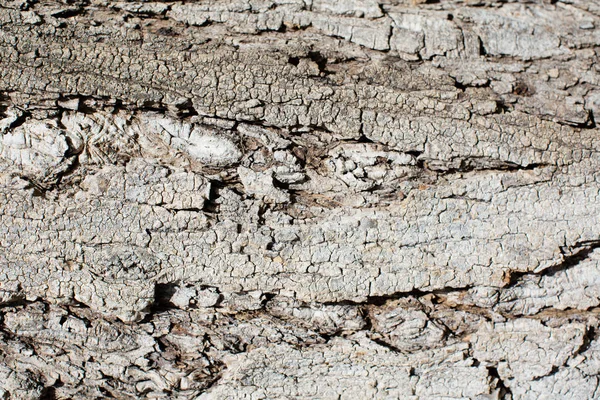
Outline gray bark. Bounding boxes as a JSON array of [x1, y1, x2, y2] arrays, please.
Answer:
[[1, 0, 600, 398]]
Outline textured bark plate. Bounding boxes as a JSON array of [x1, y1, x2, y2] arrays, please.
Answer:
[[1, 0, 600, 398]]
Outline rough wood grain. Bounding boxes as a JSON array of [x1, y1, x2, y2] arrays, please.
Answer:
[[1, 0, 600, 398]]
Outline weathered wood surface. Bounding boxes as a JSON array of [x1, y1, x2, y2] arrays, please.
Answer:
[[1, 0, 600, 398]]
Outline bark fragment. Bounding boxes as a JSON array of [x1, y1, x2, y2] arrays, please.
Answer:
[[1, 0, 600, 398]]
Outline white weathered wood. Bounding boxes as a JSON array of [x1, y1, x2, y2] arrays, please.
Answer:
[[1, 0, 600, 398]]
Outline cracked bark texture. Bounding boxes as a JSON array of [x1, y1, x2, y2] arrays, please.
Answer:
[[1, 0, 600, 398]]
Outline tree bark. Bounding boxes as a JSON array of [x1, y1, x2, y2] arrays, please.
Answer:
[[1, 0, 600, 398]]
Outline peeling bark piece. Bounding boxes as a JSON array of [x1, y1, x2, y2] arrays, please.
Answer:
[[312, 0, 383, 19], [471, 320, 586, 384], [112, 2, 169, 15], [368, 298, 447, 351], [454, 247, 600, 316], [512, 338, 600, 400], [459, 5, 566, 60], [498, 250, 600, 315], [390, 12, 465, 59], [62, 111, 243, 168], [310, 15, 392, 51], [238, 166, 290, 203], [0, 120, 70, 182], [139, 114, 242, 167], [170, 285, 221, 309]]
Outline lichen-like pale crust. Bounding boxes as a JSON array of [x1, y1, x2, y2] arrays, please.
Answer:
[[1, 0, 600, 398]]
